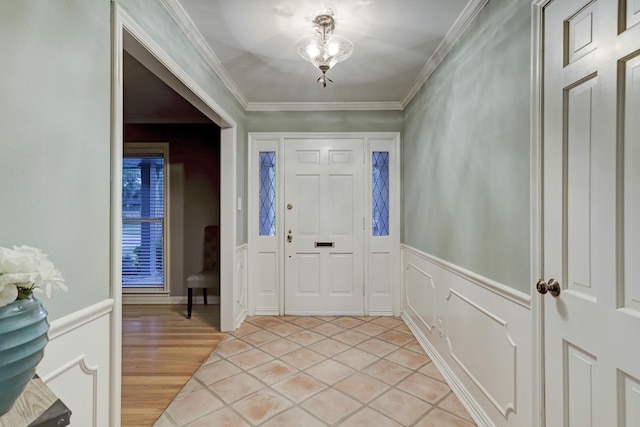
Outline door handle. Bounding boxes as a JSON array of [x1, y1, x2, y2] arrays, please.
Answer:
[[287, 230, 293, 243], [536, 278, 561, 297]]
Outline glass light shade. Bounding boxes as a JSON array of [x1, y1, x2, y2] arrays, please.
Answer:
[[296, 33, 354, 70]]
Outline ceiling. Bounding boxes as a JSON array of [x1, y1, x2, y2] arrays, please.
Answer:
[[123, 1, 482, 120], [161, 0, 478, 110]]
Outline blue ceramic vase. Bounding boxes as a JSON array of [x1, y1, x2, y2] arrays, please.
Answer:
[[0, 296, 49, 415]]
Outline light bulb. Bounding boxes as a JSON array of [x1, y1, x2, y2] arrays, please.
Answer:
[[306, 44, 320, 58], [327, 41, 339, 56]]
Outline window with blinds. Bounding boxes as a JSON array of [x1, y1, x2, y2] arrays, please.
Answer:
[[122, 151, 166, 289]]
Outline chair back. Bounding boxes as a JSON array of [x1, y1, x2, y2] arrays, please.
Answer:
[[202, 225, 219, 272]]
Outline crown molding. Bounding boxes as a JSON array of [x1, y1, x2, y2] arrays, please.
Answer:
[[161, 0, 489, 113], [160, 0, 249, 110], [246, 101, 404, 112], [400, 0, 490, 109]]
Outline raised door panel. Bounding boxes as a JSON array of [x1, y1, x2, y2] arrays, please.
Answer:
[[284, 139, 364, 315], [543, 0, 640, 425]]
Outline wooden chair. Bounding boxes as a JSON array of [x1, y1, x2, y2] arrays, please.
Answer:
[[186, 225, 220, 319]]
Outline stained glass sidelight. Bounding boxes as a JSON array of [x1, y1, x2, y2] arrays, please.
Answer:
[[372, 152, 389, 236], [259, 152, 276, 236]]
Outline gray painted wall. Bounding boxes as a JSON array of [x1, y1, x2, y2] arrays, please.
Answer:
[[0, 0, 112, 319], [402, 0, 531, 293], [246, 110, 404, 134]]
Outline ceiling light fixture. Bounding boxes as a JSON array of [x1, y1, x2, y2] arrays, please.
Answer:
[[296, 13, 354, 87]]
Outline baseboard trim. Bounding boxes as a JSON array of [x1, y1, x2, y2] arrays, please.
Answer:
[[234, 310, 247, 330], [401, 245, 531, 308], [369, 309, 395, 316], [285, 311, 366, 316], [254, 308, 279, 316], [49, 299, 114, 340]]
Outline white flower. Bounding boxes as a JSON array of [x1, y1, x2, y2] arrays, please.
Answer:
[[32, 258, 67, 298], [0, 283, 18, 307], [0, 245, 41, 274], [0, 245, 67, 307]]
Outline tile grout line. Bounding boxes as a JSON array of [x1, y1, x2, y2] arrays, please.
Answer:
[[233, 316, 445, 426], [231, 316, 435, 426], [215, 316, 397, 425], [160, 315, 475, 426]]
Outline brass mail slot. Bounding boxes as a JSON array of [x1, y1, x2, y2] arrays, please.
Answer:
[[315, 241, 335, 248]]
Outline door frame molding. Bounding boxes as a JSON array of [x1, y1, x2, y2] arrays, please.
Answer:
[[112, 5, 239, 423], [248, 132, 401, 317], [531, 1, 552, 426]]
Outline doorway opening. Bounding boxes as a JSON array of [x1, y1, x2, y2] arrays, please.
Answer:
[[122, 48, 221, 301], [112, 8, 239, 423]]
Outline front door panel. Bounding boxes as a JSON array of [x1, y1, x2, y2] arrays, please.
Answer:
[[284, 139, 364, 315]]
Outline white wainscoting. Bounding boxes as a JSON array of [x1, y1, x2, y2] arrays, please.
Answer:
[[234, 244, 248, 329], [252, 251, 280, 315], [401, 245, 532, 427], [37, 299, 114, 427]]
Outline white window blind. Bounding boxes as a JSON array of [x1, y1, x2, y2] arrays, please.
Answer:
[[122, 155, 165, 287]]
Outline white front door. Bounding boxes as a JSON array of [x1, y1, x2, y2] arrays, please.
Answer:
[[542, 0, 640, 425], [284, 138, 364, 315]]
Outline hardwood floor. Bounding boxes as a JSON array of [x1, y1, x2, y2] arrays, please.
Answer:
[[121, 304, 224, 427]]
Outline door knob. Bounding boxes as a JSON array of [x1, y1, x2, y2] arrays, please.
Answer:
[[536, 278, 561, 297], [287, 230, 293, 243]]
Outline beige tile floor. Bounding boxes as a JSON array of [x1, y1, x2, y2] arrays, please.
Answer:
[[153, 316, 476, 427]]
